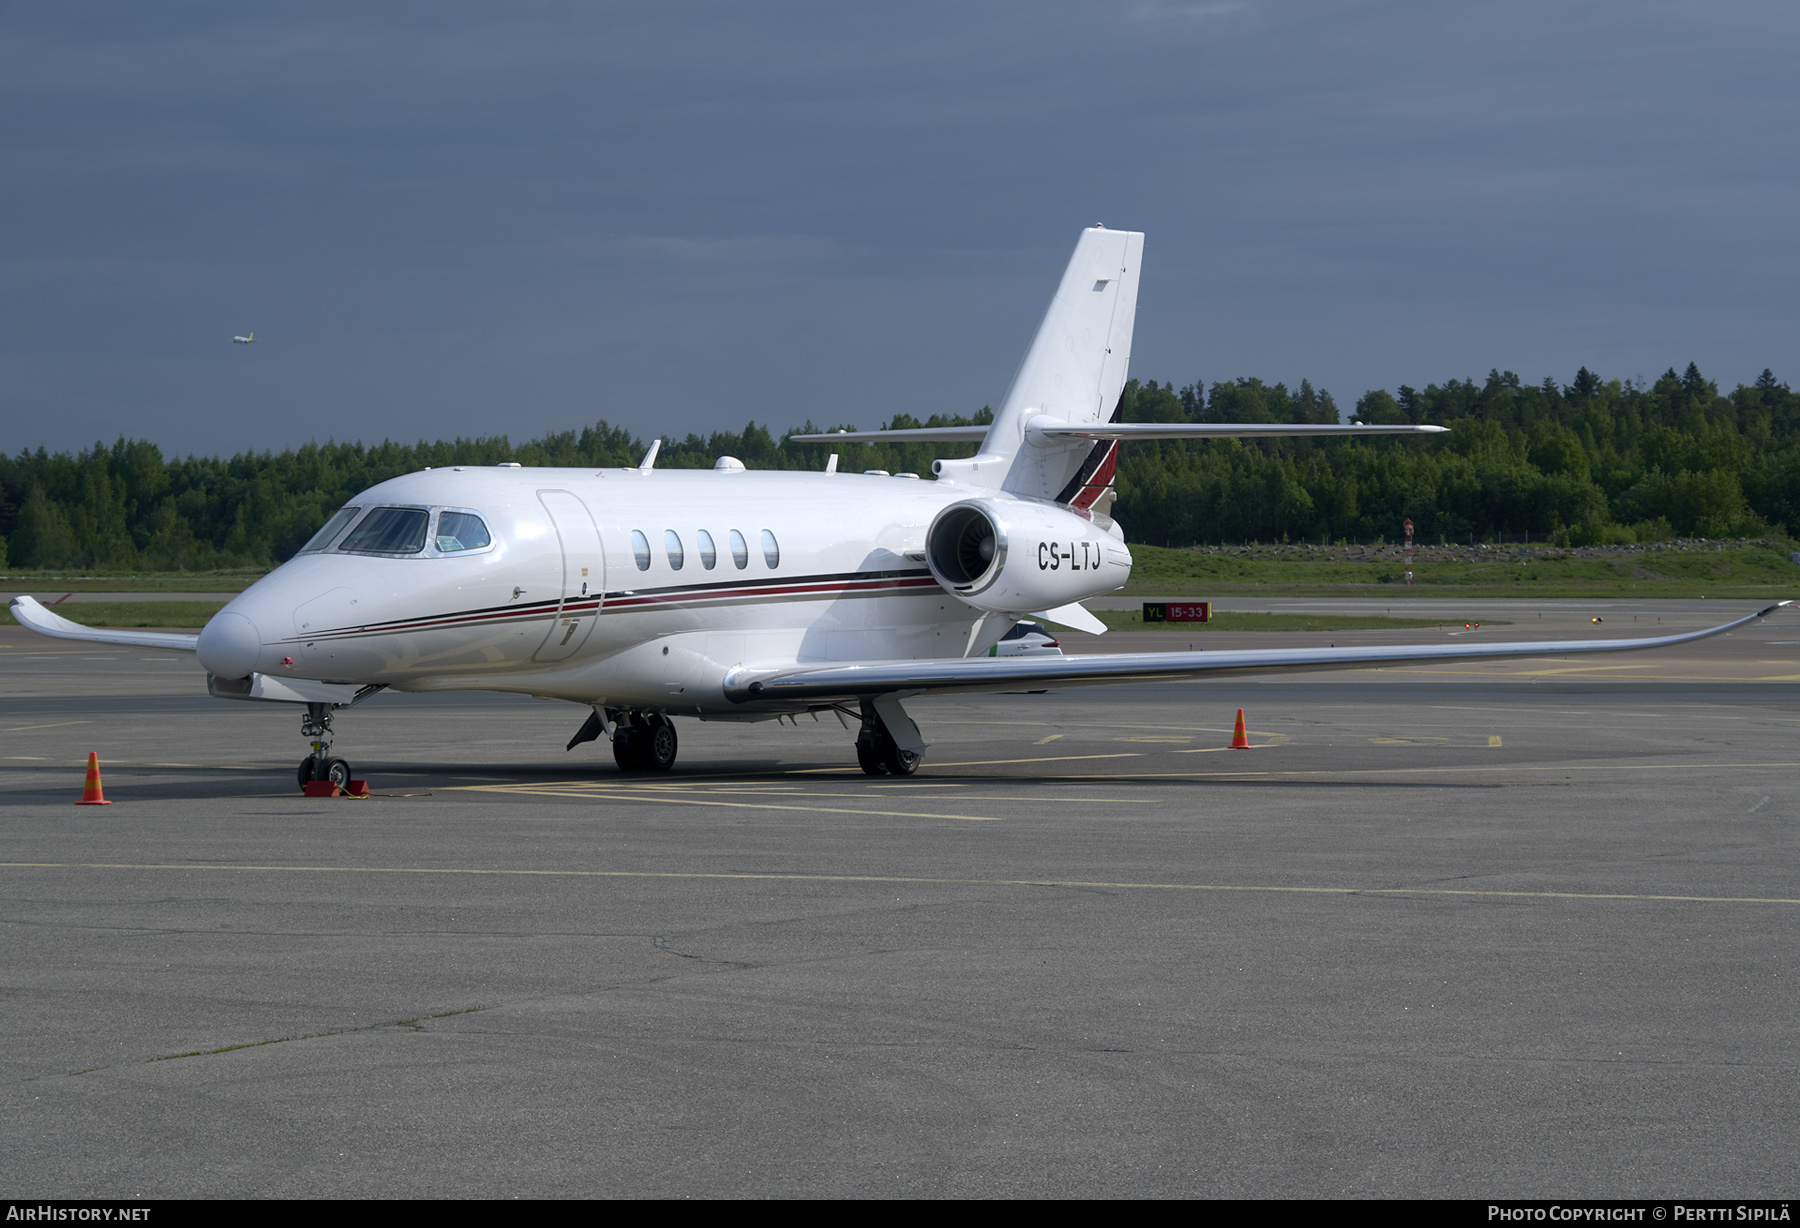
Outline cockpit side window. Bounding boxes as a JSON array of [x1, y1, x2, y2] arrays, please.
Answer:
[[338, 507, 430, 555], [435, 511, 492, 553], [299, 507, 361, 553]]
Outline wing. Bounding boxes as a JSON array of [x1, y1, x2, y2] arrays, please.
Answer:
[[725, 603, 1789, 703], [9, 595, 200, 652]]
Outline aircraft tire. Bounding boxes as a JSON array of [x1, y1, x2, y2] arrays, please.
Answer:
[[882, 746, 921, 776], [324, 758, 351, 789], [855, 737, 889, 776], [297, 755, 318, 789], [612, 729, 639, 772], [640, 716, 678, 772]]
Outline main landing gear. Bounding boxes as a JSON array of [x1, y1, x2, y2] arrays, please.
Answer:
[[568, 708, 679, 773], [855, 698, 921, 777], [613, 713, 678, 773], [564, 701, 922, 777], [297, 702, 352, 790]]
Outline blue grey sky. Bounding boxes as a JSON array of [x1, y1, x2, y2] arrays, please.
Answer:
[[4, 2, 1796, 457]]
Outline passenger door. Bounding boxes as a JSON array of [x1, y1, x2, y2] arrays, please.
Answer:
[[533, 489, 605, 662]]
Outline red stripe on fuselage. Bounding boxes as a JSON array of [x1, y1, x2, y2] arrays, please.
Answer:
[[283, 571, 940, 643]]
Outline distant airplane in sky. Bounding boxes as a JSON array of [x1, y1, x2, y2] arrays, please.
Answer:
[[233, 332, 254, 344]]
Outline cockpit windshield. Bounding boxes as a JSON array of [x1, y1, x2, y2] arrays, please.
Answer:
[[298, 506, 361, 553], [435, 511, 492, 552], [338, 507, 430, 555]]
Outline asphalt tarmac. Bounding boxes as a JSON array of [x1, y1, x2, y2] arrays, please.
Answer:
[[3, 602, 1798, 1198]]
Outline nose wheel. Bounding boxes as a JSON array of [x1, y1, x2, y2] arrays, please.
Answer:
[[298, 754, 352, 790], [297, 702, 353, 790]]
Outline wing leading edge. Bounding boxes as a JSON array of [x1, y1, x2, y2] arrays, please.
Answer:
[[9, 595, 201, 652], [725, 603, 1790, 703]]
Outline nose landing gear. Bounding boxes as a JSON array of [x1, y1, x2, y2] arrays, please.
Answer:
[[297, 702, 352, 790]]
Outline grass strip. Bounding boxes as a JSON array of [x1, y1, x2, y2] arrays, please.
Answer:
[[1095, 611, 1511, 633], [1120, 541, 1800, 599], [0, 574, 259, 592]]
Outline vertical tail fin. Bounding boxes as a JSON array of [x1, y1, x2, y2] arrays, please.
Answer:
[[934, 227, 1142, 502]]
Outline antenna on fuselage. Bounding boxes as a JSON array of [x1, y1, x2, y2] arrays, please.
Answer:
[[638, 438, 661, 471]]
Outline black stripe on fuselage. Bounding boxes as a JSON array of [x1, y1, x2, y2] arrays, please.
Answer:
[[282, 568, 940, 643]]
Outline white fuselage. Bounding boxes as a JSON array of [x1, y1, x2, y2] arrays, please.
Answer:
[[201, 465, 1131, 717]]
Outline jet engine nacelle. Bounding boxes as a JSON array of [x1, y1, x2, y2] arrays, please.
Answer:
[[924, 498, 1131, 614]]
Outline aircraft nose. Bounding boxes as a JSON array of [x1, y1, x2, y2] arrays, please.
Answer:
[[198, 611, 263, 679]]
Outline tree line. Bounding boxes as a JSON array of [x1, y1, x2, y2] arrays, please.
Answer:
[[1113, 365, 1800, 548], [0, 363, 1795, 571]]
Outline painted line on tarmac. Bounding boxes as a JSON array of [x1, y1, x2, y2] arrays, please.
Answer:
[[1057, 760, 1800, 781], [448, 784, 1006, 821], [2, 861, 1795, 906], [890, 752, 1144, 768], [792, 753, 1147, 774]]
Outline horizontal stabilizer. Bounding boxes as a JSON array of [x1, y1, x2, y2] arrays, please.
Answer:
[[724, 603, 1790, 703], [1028, 422, 1449, 442], [9, 596, 200, 652], [789, 426, 990, 444], [788, 420, 1445, 448]]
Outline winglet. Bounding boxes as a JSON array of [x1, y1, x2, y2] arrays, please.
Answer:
[[638, 439, 661, 471], [10, 595, 200, 652]]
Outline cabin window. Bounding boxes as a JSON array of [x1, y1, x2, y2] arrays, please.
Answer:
[[631, 530, 651, 571], [728, 529, 749, 570], [338, 507, 429, 555], [299, 507, 361, 553], [435, 511, 491, 553], [697, 529, 717, 570], [664, 530, 685, 570], [761, 529, 780, 569]]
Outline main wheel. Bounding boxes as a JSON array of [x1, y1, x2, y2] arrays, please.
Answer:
[[297, 755, 318, 790], [612, 729, 639, 771], [638, 716, 677, 772], [855, 739, 889, 776], [882, 745, 921, 776]]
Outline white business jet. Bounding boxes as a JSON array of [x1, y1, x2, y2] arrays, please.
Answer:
[[13, 228, 1786, 788], [233, 332, 254, 344]]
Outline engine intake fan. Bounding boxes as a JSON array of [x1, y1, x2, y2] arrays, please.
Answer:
[[928, 503, 1005, 595]]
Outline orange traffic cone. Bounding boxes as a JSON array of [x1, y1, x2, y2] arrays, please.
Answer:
[[76, 752, 112, 805], [1230, 709, 1252, 750]]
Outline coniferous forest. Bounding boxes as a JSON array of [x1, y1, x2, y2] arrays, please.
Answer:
[[1, 364, 1796, 572]]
